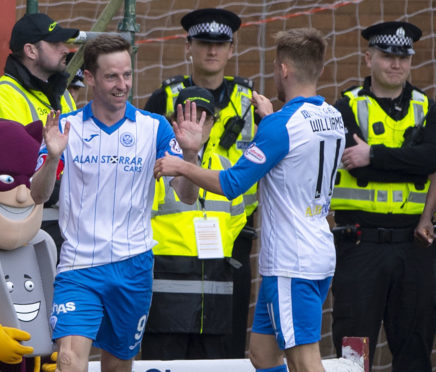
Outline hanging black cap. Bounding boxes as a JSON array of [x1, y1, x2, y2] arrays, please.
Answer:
[[361, 21, 422, 56], [181, 8, 241, 43]]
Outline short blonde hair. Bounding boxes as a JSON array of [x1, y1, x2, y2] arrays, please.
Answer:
[[274, 28, 327, 83]]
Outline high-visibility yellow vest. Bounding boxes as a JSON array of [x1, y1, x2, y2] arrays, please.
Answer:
[[163, 75, 258, 216], [149, 153, 246, 334], [152, 153, 246, 257], [331, 87, 430, 215], [0, 75, 76, 125]]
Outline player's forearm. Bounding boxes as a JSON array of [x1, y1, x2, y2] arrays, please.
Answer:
[[172, 151, 200, 204], [180, 161, 224, 196], [30, 156, 59, 205]]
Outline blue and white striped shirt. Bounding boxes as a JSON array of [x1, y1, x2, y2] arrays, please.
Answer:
[[43, 102, 181, 273]]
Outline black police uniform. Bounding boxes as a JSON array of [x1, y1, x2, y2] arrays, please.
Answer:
[[331, 22, 436, 371]]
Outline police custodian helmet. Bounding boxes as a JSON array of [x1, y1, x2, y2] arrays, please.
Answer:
[[181, 8, 241, 43], [361, 21, 422, 56]]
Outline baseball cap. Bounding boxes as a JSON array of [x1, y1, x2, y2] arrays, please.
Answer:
[[175, 86, 215, 116], [181, 8, 241, 43], [361, 21, 422, 56], [10, 13, 79, 53]]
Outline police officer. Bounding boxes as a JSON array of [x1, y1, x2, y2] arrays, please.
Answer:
[[331, 21, 436, 371], [144, 8, 258, 358]]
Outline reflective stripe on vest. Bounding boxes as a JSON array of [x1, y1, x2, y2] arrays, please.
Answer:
[[332, 188, 426, 204], [0, 81, 39, 121], [237, 84, 254, 142], [0, 80, 76, 120], [63, 90, 76, 112], [152, 197, 243, 217], [153, 279, 233, 295]]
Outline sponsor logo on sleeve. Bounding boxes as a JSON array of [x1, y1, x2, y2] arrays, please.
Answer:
[[169, 138, 182, 154], [244, 143, 266, 164], [35, 154, 46, 171]]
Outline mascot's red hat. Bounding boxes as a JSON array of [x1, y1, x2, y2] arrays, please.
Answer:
[[0, 119, 43, 192]]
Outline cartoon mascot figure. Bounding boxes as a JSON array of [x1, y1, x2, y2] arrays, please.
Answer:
[[0, 119, 57, 371]]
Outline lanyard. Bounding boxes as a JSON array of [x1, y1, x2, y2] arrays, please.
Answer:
[[198, 156, 212, 219]]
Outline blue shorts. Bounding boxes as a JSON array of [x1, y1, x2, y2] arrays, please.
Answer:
[[50, 250, 153, 360], [252, 275, 331, 350]]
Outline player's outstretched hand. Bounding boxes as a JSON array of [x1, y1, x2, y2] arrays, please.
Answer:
[[154, 151, 186, 180], [172, 101, 204, 154], [251, 91, 273, 118], [0, 325, 34, 364], [44, 110, 70, 159], [414, 216, 434, 247]]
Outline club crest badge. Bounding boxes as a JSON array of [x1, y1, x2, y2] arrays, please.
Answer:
[[120, 132, 135, 147]]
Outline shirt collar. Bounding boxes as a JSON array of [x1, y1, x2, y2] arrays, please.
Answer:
[[283, 95, 325, 108], [82, 101, 137, 134], [83, 101, 137, 122]]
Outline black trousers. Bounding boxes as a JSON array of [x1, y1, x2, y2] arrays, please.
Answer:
[[223, 218, 254, 358], [332, 238, 435, 371], [141, 333, 227, 360]]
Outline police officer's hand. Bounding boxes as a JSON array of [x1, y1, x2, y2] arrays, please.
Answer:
[[251, 91, 273, 118], [44, 110, 70, 160], [414, 216, 434, 247], [0, 324, 34, 364], [342, 134, 370, 170]]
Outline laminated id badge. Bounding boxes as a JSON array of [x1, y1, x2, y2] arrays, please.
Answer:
[[194, 217, 224, 259]]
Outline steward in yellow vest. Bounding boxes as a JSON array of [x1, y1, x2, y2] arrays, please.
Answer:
[[146, 74, 258, 216], [142, 87, 246, 360]]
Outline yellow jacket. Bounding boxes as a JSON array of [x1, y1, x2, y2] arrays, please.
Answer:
[[0, 75, 76, 125]]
